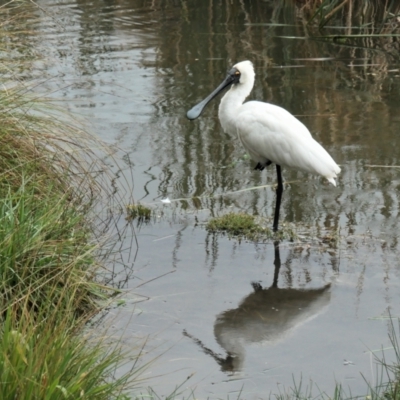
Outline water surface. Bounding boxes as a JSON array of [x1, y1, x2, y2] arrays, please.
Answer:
[[22, 0, 400, 397]]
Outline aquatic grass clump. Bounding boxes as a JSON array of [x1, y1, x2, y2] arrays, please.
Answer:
[[207, 212, 261, 235], [207, 212, 297, 242], [206, 212, 276, 241], [126, 203, 152, 222], [207, 212, 271, 241]]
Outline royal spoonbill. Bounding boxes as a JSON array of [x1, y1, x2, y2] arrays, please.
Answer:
[[186, 60, 340, 231]]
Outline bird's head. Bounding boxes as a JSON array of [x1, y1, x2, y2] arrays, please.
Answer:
[[186, 60, 255, 120], [230, 60, 255, 87]]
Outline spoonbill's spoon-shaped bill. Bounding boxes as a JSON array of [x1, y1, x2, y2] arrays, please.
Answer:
[[186, 61, 340, 231], [186, 67, 239, 120]]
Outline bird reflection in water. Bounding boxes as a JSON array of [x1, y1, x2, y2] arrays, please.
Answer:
[[183, 241, 331, 373]]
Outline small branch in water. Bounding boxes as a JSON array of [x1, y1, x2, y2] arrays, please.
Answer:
[[134, 270, 176, 289], [366, 165, 400, 168]]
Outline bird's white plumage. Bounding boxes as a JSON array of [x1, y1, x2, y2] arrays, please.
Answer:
[[218, 60, 340, 186]]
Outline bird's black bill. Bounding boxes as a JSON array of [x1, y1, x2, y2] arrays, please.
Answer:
[[186, 73, 236, 120]]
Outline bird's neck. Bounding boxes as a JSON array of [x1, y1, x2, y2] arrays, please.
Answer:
[[218, 81, 252, 130]]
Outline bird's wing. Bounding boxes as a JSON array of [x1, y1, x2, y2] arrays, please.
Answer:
[[235, 101, 340, 179]]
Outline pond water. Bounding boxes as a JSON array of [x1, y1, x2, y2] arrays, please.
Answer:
[[24, 0, 400, 397]]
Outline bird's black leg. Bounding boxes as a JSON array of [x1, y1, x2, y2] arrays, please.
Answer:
[[272, 240, 281, 288], [273, 165, 283, 232], [254, 160, 272, 171]]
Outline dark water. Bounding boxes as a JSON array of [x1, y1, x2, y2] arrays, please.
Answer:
[[21, 0, 400, 397]]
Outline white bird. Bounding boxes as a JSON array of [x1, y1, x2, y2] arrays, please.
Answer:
[[187, 60, 340, 231]]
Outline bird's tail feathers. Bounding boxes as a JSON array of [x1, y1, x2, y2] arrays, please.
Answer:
[[327, 177, 337, 187]]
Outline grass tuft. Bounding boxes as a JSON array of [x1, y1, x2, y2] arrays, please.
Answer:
[[0, 306, 134, 399], [0, 180, 104, 317], [206, 212, 297, 242], [207, 212, 264, 236], [126, 203, 152, 222]]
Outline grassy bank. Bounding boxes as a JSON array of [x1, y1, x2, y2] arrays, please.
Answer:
[[0, 12, 134, 398], [0, 98, 133, 398]]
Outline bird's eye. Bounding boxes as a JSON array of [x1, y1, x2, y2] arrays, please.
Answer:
[[235, 71, 240, 75]]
